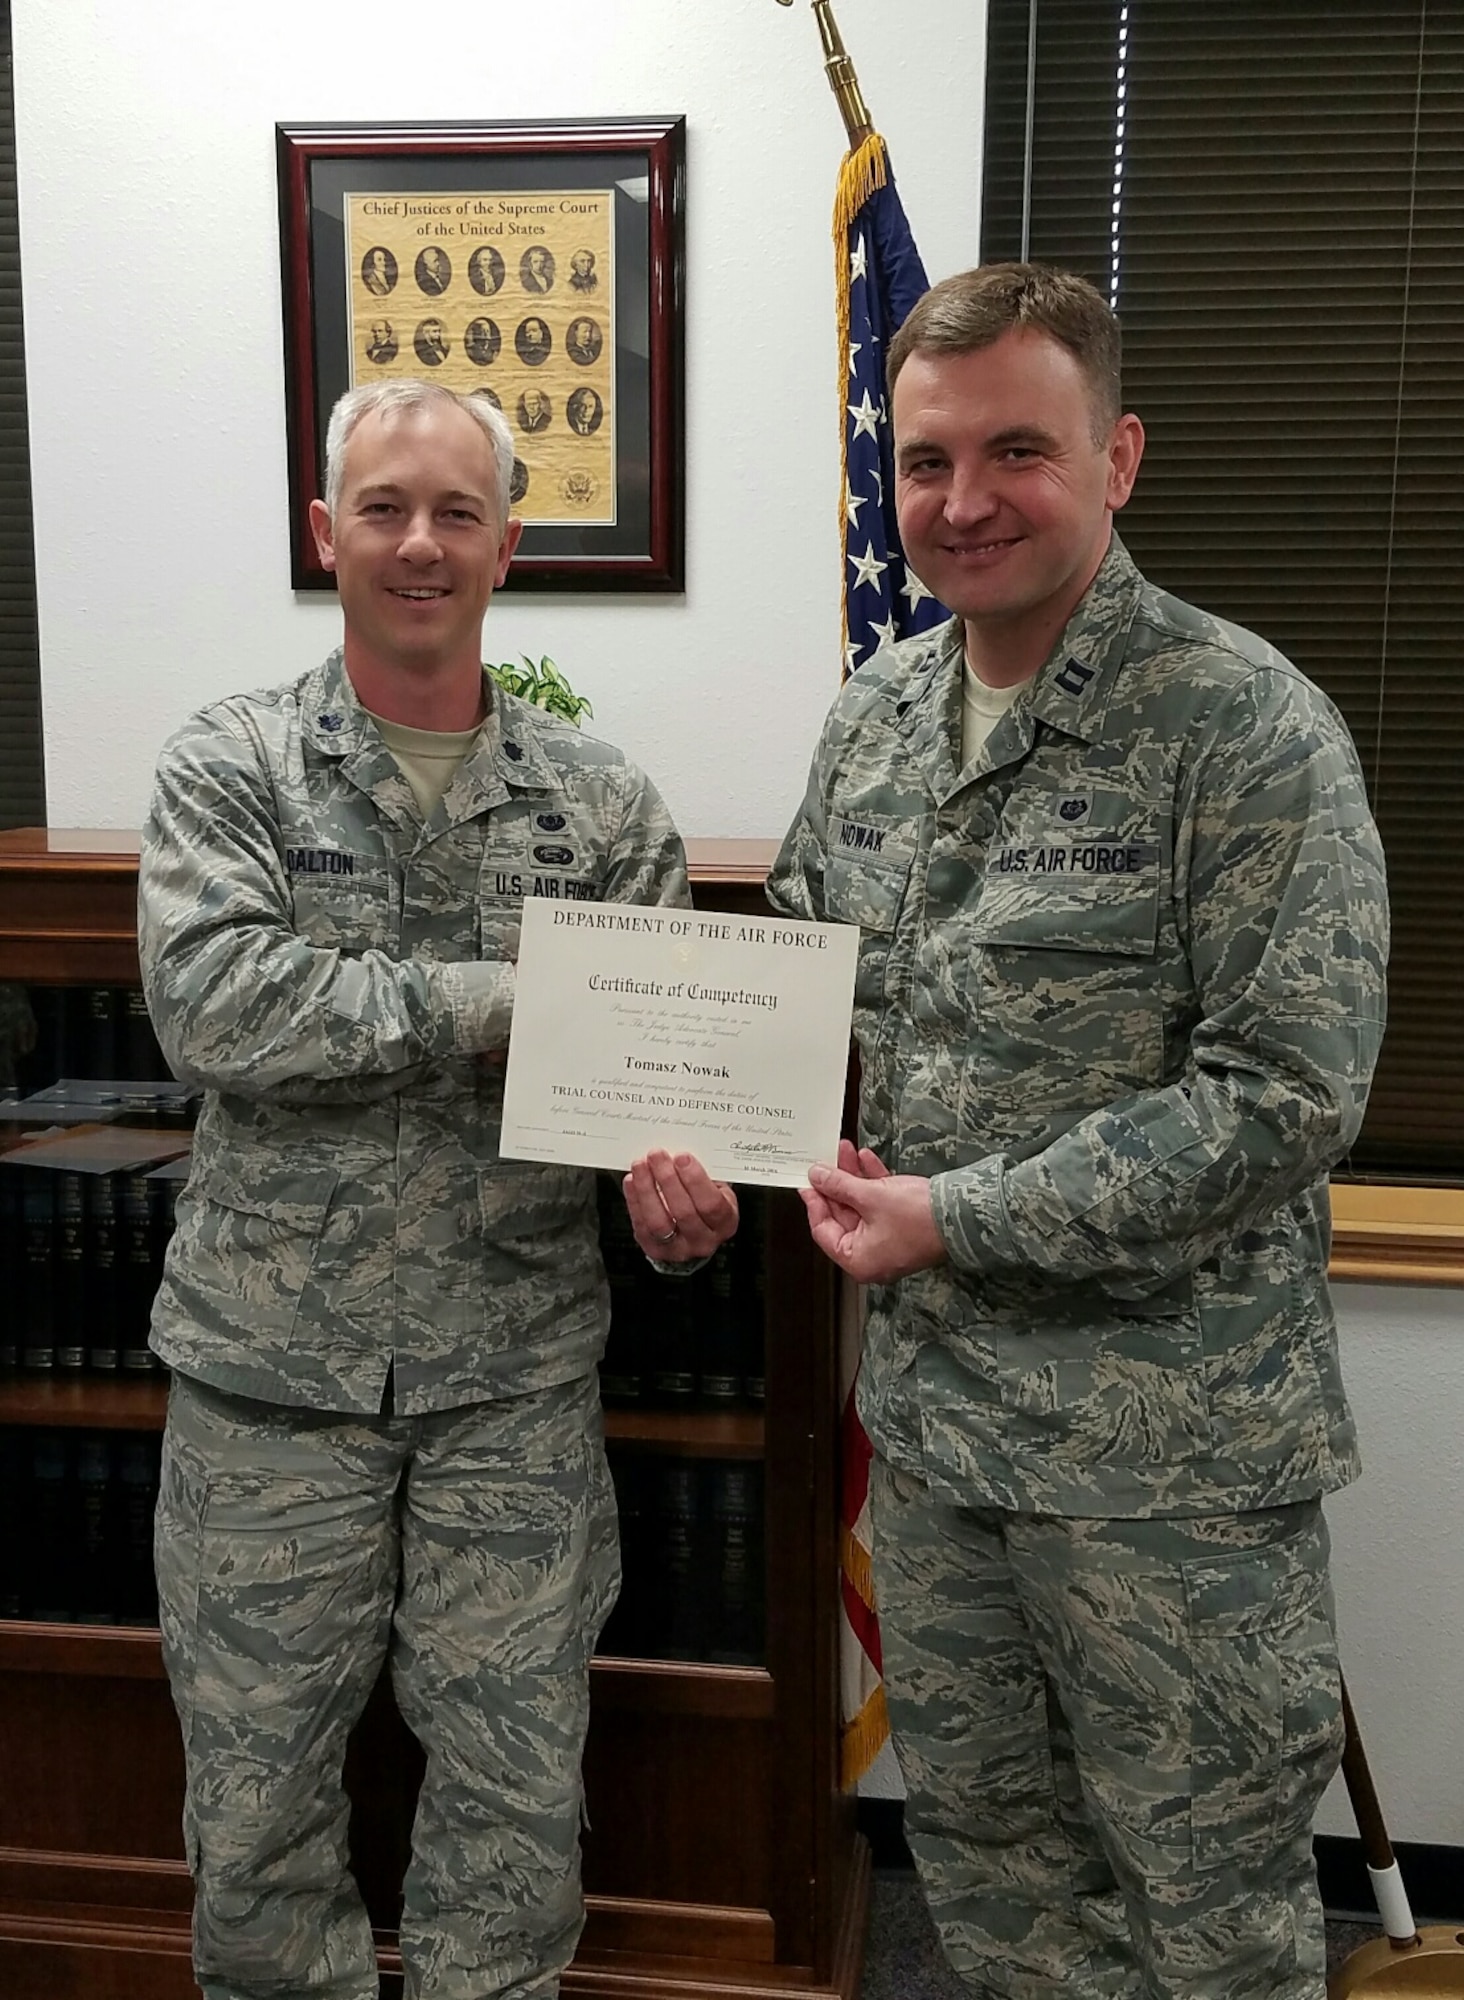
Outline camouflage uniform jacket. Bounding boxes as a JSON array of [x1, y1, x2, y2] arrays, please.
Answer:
[[139, 649, 690, 1416], [767, 537, 1388, 1518]]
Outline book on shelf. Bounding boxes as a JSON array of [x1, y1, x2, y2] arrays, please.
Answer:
[[735, 1192, 767, 1407], [698, 1242, 742, 1409], [0, 1164, 16, 1371], [14, 985, 173, 1097], [597, 1454, 765, 1668], [598, 1452, 655, 1659], [0, 1124, 186, 1378], [21, 1166, 56, 1372], [85, 1169, 122, 1373], [596, 1175, 649, 1408], [54, 1168, 88, 1371], [594, 1187, 769, 1413], [0, 1425, 162, 1626], [705, 1459, 765, 1667], [654, 1458, 703, 1661], [118, 1168, 169, 1375]]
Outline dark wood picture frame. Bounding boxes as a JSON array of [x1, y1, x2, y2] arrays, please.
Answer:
[[276, 117, 686, 593]]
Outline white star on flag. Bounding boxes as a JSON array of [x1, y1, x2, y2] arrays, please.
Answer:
[[847, 542, 888, 592], [847, 338, 863, 379], [845, 482, 867, 528], [870, 614, 899, 650], [850, 233, 868, 283], [847, 390, 880, 442], [901, 570, 934, 609]]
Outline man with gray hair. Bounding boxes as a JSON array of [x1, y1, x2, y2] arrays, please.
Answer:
[[140, 378, 736, 2000], [769, 265, 1388, 1999]]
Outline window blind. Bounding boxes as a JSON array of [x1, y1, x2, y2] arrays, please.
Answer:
[[983, 0, 1464, 1179]]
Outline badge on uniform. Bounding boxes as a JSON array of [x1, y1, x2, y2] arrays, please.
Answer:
[[1053, 659, 1095, 698], [1056, 794, 1091, 823]]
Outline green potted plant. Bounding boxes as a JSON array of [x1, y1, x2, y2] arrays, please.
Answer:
[[486, 654, 594, 727]]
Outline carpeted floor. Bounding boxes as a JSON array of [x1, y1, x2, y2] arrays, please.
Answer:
[[859, 1868, 1384, 1996]]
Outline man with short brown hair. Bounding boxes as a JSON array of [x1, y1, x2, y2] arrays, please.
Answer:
[[770, 264, 1388, 1999]]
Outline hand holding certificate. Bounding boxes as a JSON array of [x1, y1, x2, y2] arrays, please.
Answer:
[[499, 899, 858, 1187]]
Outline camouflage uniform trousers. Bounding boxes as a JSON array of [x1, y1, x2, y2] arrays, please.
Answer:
[[871, 1457, 1344, 2000], [155, 1368, 619, 2000]]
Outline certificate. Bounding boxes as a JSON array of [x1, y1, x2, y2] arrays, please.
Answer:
[[499, 899, 858, 1187]]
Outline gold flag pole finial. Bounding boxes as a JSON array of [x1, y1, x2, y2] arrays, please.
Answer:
[[776, 0, 875, 150]]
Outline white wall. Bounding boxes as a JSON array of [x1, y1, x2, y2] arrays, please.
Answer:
[[10, 0, 984, 837], [1318, 1282, 1464, 1848]]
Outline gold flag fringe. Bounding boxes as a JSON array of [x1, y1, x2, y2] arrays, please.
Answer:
[[840, 1679, 891, 1789], [834, 133, 891, 682], [839, 1522, 876, 1611], [833, 132, 889, 245]]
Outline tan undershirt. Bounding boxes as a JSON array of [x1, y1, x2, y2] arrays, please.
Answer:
[[961, 665, 1026, 769], [365, 709, 483, 820]]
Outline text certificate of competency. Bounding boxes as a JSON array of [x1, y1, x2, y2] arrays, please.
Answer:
[[499, 901, 859, 1188]]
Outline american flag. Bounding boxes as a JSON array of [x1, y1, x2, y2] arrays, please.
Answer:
[[832, 135, 946, 1789], [836, 135, 948, 676]]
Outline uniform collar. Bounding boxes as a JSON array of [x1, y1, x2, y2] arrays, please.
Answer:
[[893, 535, 1144, 801], [1023, 533, 1143, 748], [893, 622, 967, 804], [300, 651, 558, 835], [301, 651, 418, 832], [431, 684, 558, 830]]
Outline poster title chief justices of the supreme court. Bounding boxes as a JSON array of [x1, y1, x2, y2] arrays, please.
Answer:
[[137, 375, 739, 2000], [767, 262, 1389, 2000]]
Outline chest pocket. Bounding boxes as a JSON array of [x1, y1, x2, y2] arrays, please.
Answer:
[[288, 856, 396, 954], [823, 850, 911, 1014], [968, 829, 1167, 1117], [975, 838, 1160, 955]]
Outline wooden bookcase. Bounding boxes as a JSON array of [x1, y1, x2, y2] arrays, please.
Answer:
[[0, 830, 868, 2000]]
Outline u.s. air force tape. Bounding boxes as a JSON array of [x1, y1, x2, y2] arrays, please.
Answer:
[[988, 842, 1159, 877]]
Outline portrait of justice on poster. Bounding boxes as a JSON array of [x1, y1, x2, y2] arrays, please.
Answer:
[[347, 189, 614, 529]]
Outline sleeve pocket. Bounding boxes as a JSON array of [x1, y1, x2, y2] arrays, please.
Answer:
[[1184, 1524, 1343, 1871]]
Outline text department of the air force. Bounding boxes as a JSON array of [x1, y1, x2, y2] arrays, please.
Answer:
[[549, 907, 828, 949]]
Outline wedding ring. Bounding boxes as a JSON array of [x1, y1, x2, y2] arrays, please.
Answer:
[[654, 1223, 680, 1244]]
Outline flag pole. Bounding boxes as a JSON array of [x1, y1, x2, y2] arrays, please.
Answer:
[[775, 0, 875, 150]]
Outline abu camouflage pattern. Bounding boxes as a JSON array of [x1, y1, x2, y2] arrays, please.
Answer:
[[139, 648, 690, 1416], [872, 1459, 1342, 1998], [768, 536, 1388, 1519], [156, 1368, 618, 2000]]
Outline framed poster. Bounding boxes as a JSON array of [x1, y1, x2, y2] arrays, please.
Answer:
[[276, 117, 686, 592]]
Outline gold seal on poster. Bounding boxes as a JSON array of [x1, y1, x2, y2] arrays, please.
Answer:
[[346, 190, 615, 527]]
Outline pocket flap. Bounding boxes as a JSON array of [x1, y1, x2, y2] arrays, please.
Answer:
[[824, 852, 910, 935], [187, 1156, 339, 1226], [974, 858, 1160, 957], [1184, 1539, 1326, 1637]]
